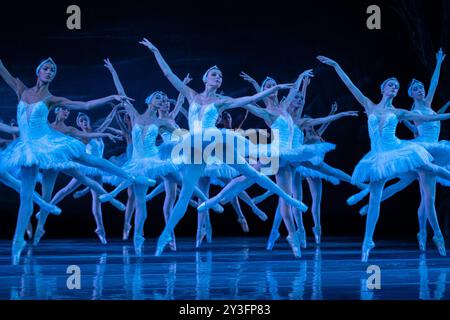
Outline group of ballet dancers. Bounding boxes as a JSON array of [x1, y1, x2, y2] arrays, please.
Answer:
[[1, 38, 449, 265]]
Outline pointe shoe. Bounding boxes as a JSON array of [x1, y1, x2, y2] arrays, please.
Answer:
[[132, 176, 156, 187], [169, 233, 177, 251], [95, 228, 107, 245], [359, 205, 368, 216], [266, 231, 280, 251], [12, 239, 27, 265], [39, 201, 62, 216], [417, 231, 427, 252], [433, 235, 446, 257], [110, 199, 126, 211], [196, 228, 207, 248], [312, 226, 322, 245], [297, 229, 307, 249], [293, 200, 308, 212], [155, 231, 173, 256], [286, 233, 302, 258], [198, 201, 224, 214], [238, 218, 249, 232], [134, 234, 145, 256], [123, 224, 132, 241], [347, 188, 370, 206], [26, 226, 34, 241], [253, 208, 268, 221], [361, 240, 375, 262], [33, 228, 45, 246]]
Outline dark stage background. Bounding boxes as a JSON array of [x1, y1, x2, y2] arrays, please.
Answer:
[[0, 0, 449, 240]]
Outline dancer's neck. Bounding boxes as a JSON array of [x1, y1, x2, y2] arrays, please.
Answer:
[[380, 96, 394, 109]]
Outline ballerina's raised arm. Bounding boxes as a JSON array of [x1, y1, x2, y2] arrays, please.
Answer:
[[317, 55, 374, 113], [140, 38, 197, 103], [0, 59, 27, 98], [426, 48, 446, 106]]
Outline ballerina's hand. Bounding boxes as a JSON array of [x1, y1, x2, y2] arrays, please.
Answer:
[[317, 55, 338, 67], [183, 73, 193, 84], [113, 95, 134, 103], [139, 38, 158, 52], [436, 48, 446, 64], [103, 58, 115, 72], [300, 69, 314, 79], [240, 71, 257, 84], [331, 102, 338, 113], [106, 133, 123, 143], [342, 111, 359, 117]]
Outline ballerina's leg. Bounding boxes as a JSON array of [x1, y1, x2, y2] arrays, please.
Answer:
[[267, 204, 283, 250], [358, 174, 416, 212], [276, 166, 303, 257], [145, 182, 165, 202], [155, 164, 204, 256], [0, 170, 60, 214], [91, 175, 107, 244], [307, 177, 323, 244], [34, 170, 59, 245], [12, 165, 39, 265], [362, 179, 386, 262], [76, 153, 154, 186], [293, 172, 306, 248], [50, 178, 81, 206], [133, 183, 149, 256], [417, 181, 427, 251], [123, 186, 135, 240], [237, 191, 268, 221], [230, 197, 249, 232], [231, 157, 307, 211], [418, 171, 446, 255], [252, 190, 273, 205], [163, 178, 178, 251], [63, 168, 125, 211], [196, 177, 211, 247]]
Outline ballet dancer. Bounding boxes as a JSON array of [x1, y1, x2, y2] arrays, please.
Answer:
[[317, 54, 450, 261], [0, 57, 154, 264], [349, 49, 449, 255], [139, 38, 309, 256], [40, 106, 122, 244]]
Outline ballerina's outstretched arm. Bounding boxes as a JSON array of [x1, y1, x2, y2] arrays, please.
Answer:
[[298, 110, 359, 129], [0, 59, 27, 98], [395, 109, 450, 123], [0, 122, 19, 135], [140, 38, 197, 102], [426, 49, 446, 107], [317, 56, 374, 113], [49, 94, 132, 112]]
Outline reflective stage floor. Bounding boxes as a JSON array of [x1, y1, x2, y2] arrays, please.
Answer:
[[0, 238, 448, 300]]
